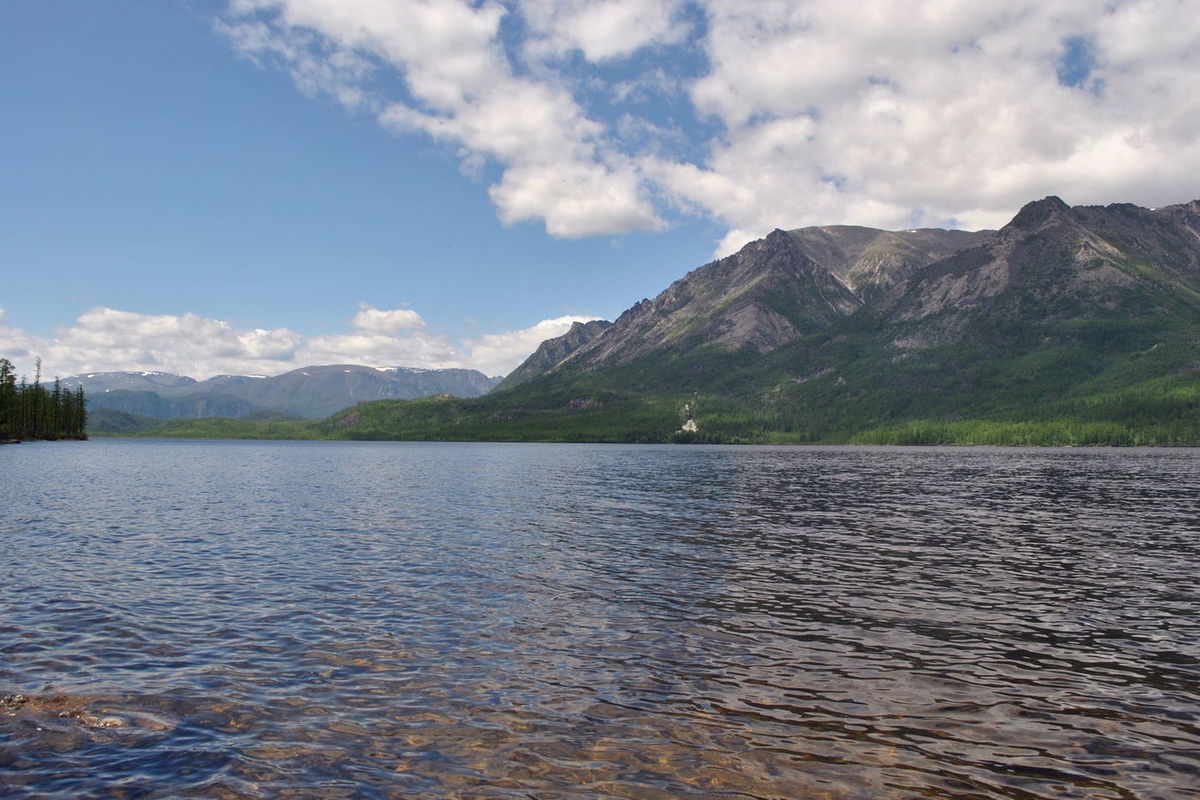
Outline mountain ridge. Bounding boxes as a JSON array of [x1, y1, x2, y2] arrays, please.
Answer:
[[501, 219, 995, 388], [66, 364, 502, 420], [504, 196, 1198, 391]]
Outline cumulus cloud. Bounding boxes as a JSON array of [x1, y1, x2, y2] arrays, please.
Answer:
[[520, 0, 688, 63], [668, 0, 1200, 252], [217, 0, 1200, 256], [301, 324, 459, 370], [0, 308, 32, 361], [222, 0, 663, 238], [0, 306, 595, 381], [2, 307, 305, 380], [350, 303, 426, 334], [487, 160, 661, 238]]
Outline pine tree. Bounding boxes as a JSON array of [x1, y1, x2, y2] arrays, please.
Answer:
[[30, 358, 42, 437], [51, 378, 63, 439], [0, 358, 15, 437], [76, 385, 88, 438]]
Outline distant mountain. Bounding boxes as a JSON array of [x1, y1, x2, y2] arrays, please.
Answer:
[[65, 364, 502, 420], [317, 196, 1199, 446], [86, 407, 170, 434], [77, 389, 263, 420], [192, 365, 501, 418], [62, 371, 199, 393]]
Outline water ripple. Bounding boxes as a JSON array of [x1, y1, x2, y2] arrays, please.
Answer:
[[2, 440, 1198, 798]]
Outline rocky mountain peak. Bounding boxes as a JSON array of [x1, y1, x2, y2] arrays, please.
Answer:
[[496, 319, 613, 390], [1161, 199, 1200, 227], [782, 224, 992, 302], [1006, 195, 1072, 232], [749, 228, 812, 265]]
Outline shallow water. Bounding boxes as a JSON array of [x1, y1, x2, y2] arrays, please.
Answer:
[[2, 439, 1198, 799]]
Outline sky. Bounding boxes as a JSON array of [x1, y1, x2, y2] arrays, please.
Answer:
[[2, 0, 1198, 380]]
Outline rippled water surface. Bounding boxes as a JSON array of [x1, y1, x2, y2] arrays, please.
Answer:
[[2, 440, 1199, 799]]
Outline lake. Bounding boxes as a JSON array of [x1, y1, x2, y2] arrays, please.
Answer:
[[2, 439, 1198, 799]]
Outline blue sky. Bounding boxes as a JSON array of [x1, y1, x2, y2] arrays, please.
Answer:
[[3, 0, 1197, 379]]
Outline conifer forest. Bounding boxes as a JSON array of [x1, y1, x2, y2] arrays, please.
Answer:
[[0, 358, 87, 442]]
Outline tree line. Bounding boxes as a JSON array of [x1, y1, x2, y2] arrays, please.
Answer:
[[0, 357, 87, 441]]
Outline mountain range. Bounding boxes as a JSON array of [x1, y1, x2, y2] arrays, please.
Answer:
[[95, 196, 1200, 445], [65, 365, 501, 422], [501, 196, 1199, 391], [497, 222, 992, 390]]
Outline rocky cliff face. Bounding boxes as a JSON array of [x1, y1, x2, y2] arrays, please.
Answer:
[[505, 196, 1200, 390], [506, 222, 987, 384], [528, 228, 865, 376], [875, 197, 1200, 347], [785, 225, 989, 302], [497, 320, 612, 390]]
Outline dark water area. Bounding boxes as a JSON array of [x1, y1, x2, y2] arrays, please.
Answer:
[[2, 440, 1198, 799]]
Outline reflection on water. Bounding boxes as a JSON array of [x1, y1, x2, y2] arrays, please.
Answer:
[[2, 440, 1198, 799]]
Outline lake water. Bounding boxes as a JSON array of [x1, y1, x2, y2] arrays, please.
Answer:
[[2, 440, 1198, 799]]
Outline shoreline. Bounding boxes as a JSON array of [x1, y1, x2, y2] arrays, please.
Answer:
[[86, 432, 1200, 449]]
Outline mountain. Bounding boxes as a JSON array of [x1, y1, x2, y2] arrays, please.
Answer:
[[500, 222, 990, 388], [60, 371, 199, 393], [505, 198, 1198, 388], [193, 365, 501, 418], [65, 364, 502, 419], [496, 319, 611, 390], [77, 389, 263, 419], [876, 197, 1200, 334], [786, 224, 987, 302], [86, 407, 176, 434], [314, 196, 1198, 445]]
